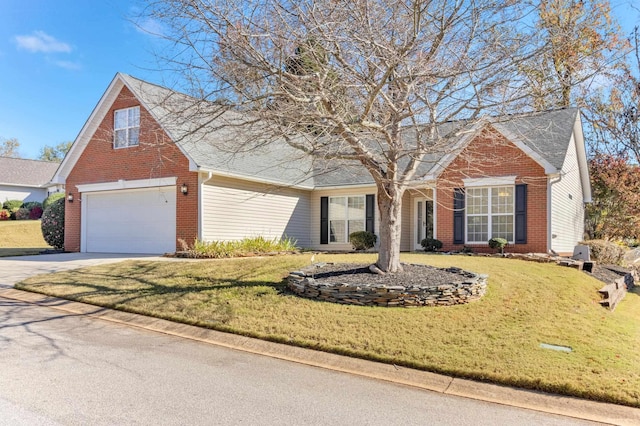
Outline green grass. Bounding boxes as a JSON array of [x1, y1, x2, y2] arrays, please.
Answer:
[[15, 253, 640, 407], [0, 220, 51, 256]]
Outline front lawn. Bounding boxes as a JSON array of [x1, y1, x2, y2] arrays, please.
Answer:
[[0, 220, 51, 256], [15, 253, 640, 407]]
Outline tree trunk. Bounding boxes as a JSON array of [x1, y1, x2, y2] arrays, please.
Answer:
[[376, 184, 404, 273]]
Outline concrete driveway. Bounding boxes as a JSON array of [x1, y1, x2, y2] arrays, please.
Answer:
[[0, 253, 166, 288]]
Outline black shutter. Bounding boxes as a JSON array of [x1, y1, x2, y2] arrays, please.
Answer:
[[515, 184, 527, 244], [365, 194, 375, 234], [453, 188, 465, 245], [320, 197, 329, 244]]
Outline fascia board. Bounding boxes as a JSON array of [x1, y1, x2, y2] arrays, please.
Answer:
[[572, 113, 592, 202], [199, 167, 314, 190]]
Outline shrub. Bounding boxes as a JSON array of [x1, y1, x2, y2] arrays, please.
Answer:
[[579, 239, 627, 265], [2, 199, 23, 210], [15, 207, 31, 220], [349, 231, 377, 251], [41, 198, 65, 249], [421, 238, 443, 252], [0, 210, 10, 221], [179, 236, 298, 258], [29, 206, 44, 220], [460, 245, 474, 254], [488, 237, 508, 254], [22, 201, 43, 211], [43, 193, 65, 210]]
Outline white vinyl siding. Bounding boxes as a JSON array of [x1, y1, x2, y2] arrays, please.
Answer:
[[0, 185, 48, 203], [114, 106, 140, 148], [550, 136, 585, 254], [201, 176, 311, 247]]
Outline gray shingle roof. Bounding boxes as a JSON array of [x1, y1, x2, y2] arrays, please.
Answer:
[[121, 73, 579, 188], [0, 157, 59, 187]]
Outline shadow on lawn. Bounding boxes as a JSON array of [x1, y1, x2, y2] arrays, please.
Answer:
[[17, 261, 290, 310], [0, 247, 49, 257]]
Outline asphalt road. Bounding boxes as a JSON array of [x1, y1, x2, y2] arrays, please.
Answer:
[[0, 297, 599, 426]]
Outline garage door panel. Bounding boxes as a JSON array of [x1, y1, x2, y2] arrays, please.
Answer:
[[84, 187, 176, 254]]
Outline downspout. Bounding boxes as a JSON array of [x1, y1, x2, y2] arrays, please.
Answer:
[[198, 171, 214, 241], [547, 173, 562, 254]]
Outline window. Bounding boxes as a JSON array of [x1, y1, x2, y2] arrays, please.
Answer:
[[466, 186, 514, 243], [329, 196, 365, 243], [114, 106, 140, 148]]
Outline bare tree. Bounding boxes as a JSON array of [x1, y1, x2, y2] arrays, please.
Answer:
[[143, 0, 554, 272], [0, 137, 21, 158]]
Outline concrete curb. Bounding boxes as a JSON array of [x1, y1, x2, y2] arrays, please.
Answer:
[[1, 288, 638, 425]]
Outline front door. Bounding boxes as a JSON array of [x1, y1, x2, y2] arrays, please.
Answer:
[[414, 198, 434, 250]]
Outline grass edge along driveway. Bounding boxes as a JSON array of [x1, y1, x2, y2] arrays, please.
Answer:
[[15, 253, 640, 408]]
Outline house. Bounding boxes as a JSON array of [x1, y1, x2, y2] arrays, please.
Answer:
[[51, 73, 591, 255], [0, 157, 61, 204]]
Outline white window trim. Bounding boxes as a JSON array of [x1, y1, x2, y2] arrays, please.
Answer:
[[463, 175, 516, 188], [114, 106, 140, 149], [328, 195, 366, 244], [465, 186, 515, 244], [76, 177, 177, 193]]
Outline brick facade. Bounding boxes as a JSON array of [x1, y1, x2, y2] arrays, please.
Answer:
[[64, 86, 198, 252], [435, 127, 548, 253]]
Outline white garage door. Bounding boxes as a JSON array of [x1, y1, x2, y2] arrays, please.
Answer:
[[83, 186, 176, 254]]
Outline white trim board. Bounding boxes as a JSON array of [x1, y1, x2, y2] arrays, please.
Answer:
[[76, 177, 177, 193]]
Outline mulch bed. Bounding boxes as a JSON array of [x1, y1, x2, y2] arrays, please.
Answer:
[[307, 263, 469, 287]]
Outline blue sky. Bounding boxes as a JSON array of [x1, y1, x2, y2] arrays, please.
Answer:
[[1, 1, 639, 160]]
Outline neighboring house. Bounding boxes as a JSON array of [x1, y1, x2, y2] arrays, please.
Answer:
[[0, 157, 61, 204], [52, 73, 591, 255]]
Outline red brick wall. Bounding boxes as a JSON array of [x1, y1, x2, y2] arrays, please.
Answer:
[[436, 127, 548, 253], [64, 85, 198, 252]]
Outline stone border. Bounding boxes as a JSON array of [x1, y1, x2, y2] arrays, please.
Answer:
[[287, 263, 488, 307]]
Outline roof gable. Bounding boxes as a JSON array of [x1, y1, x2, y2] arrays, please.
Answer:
[[55, 74, 586, 191]]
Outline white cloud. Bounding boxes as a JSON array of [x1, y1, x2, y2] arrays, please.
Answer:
[[134, 17, 164, 37], [14, 31, 72, 53], [54, 60, 81, 70]]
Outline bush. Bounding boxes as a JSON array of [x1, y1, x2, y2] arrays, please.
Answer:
[[579, 240, 627, 265], [22, 201, 43, 211], [349, 231, 377, 251], [421, 238, 443, 252], [488, 237, 508, 254], [179, 236, 298, 258], [0, 209, 10, 221], [2, 199, 23, 210], [43, 193, 65, 210], [41, 198, 65, 249], [14, 207, 31, 220], [29, 206, 44, 220]]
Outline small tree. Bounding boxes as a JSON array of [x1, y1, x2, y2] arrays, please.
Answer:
[[41, 198, 65, 249], [488, 237, 508, 255]]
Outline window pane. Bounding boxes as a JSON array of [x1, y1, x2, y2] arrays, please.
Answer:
[[348, 219, 364, 235], [114, 110, 127, 129], [347, 196, 365, 218], [467, 216, 488, 242], [114, 130, 127, 148], [129, 128, 140, 146], [491, 187, 513, 214], [329, 197, 346, 220], [330, 220, 345, 243], [129, 107, 140, 126], [467, 188, 488, 214], [492, 215, 513, 241]]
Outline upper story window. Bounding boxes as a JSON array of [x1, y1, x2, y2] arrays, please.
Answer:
[[466, 186, 514, 243], [114, 106, 140, 148]]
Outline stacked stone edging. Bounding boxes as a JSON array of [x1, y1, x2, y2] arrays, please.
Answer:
[[287, 263, 488, 307]]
